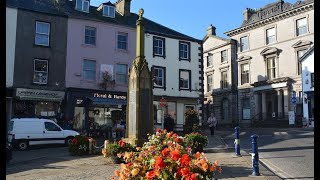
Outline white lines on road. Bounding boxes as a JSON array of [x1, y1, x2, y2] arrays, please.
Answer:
[[259, 157, 293, 179]]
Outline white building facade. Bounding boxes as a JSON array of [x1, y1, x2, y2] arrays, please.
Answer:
[[300, 46, 314, 127], [145, 33, 203, 130], [225, 0, 314, 126]]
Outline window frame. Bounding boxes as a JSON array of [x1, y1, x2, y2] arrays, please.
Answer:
[[103, 5, 115, 18], [153, 36, 166, 58], [179, 41, 191, 61], [35, 21, 50, 46], [84, 26, 96, 46], [221, 50, 228, 63], [33, 59, 49, 85], [151, 66, 166, 90], [240, 36, 249, 52], [266, 57, 276, 80], [117, 32, 128, 50], [179, 69, 191, 91], [240, 63, 250, 85], [207, 74, 213, 92], [266, 27, 276, 45], [296, 17, 308, 36], [115, 64, 128, 84], [76, 0, 90, 12], [82, 59, 96, 81], [220, 71, 228, 89], [207, 53, 213, 67], [297, 49, 307, 75]]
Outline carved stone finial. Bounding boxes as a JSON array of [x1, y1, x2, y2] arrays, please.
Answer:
[[138, 8, 144, 19]]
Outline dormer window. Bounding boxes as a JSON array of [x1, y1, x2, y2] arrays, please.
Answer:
[[103, 5, 115, 18], [76, 0, 89, 13]]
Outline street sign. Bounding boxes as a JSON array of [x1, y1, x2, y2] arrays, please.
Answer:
[[159, 97, 167, 107], [291, 96, 297, 104]]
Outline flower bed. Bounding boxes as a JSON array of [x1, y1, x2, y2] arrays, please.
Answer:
[[69, 135, 96, 156], [184, 132, 208, 154], [104, 139, 136, 163], [112, 129, 221, 179]]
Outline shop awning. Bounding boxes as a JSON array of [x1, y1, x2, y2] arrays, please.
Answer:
[[17, 96, 63, 102], [90, 97, 127, 105]]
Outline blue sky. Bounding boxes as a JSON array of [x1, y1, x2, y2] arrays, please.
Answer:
[[91, 0, 298, 40]]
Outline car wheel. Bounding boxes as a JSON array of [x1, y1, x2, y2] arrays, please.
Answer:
[[65, 137, 74, 146], [18, 140, 29, 151]]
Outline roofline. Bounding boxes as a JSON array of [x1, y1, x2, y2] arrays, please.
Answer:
[[224, 1, 314, 37]]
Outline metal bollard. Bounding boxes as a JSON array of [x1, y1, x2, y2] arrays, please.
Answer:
[[234, 127, 241, 156], [251, 134, 260, 176]]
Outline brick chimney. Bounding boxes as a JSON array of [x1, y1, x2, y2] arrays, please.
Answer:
[[243, 8, 255, 22], [115, 0, 131, 17], [207, 24, 216, 36]]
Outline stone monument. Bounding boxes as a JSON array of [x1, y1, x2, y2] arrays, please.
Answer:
[[125, 9, 153, 146]]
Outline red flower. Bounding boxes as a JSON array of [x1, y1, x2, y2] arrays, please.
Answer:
[[170, 149, 180, 161], [146, 170, 155, 179], [154, 156, 165, 169], [118, 140, 126, 148], [180, 154, 190, 167], [156, 128, 161, 133], [161, 148, 169, 157], [186, 173, 197, 180], [167, 132, 173, 138], [174, 137, 183, 143], [72, 138, 78, 145], [173, 133, 178, 138], [181, 167, 190, 176]]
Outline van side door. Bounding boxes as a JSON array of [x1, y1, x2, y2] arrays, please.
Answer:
[[43, 121, 65, 144]]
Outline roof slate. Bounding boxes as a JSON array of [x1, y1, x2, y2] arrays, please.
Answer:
[[6, 0, 200, 43]]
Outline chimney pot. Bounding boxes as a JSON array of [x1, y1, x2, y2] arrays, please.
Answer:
[[207, 24, 216, 36]]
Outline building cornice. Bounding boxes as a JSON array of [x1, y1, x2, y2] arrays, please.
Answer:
[[225, 2, 314, 37]]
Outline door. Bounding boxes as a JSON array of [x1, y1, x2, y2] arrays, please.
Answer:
[[43, 121, 65, 144]]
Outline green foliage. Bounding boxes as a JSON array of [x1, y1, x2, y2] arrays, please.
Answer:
[[106, 140, 135, 157], [184, 109, 200, 134], [184, 132, 208, 153]]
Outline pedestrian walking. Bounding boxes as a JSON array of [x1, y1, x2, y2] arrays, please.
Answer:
[[207, 113, 217, 136]]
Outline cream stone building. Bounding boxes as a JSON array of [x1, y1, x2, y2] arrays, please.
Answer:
[[225, 0, 314, 126], [203, 25, 238, 126]]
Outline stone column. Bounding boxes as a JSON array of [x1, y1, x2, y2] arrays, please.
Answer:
[[261, 92, 267, 120], [277, 89, 283, 118], [254, 93, 260, 116]]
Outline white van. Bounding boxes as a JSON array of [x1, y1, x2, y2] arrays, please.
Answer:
[[8, 118, 79, 150]]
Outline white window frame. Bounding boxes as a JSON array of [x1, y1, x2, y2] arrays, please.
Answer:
[[221, 50, 227, 63], [221, 71, 228, 89], [103, 5, 115, 18], [240, 36, 249, 52], [266, 27, 276, 45], [76, 0, 89, 12], [296, 17, 308, 36], [117, 32, 128, 50], [297, 49, 307, 75], [33, 59, 48, 84], [154, 38, 164, 56], [179, 70, 190, 90], [179, 42, 189, 59], [207, 53, 213, 67], [207, 74, 213, 92], [35, 21, 50, 46], [240, 63, 250, 85], [84, 26, 96, 46], [266, 57, 276, 80], [82, 59, 96, 81], [153, 67, 164, 88], [115, 64, 128, 84]]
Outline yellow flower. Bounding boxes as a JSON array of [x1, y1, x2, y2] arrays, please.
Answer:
[[131, 168, 140, 176]]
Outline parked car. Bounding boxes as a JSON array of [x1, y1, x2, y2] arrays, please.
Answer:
[[8, 118, 79, 151], [6, 141, 13, 162]]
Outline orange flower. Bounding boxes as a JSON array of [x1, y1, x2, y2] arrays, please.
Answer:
[[167, 132, 173, 137], [161, 148, 169, 157], [180, 154, 190, 167], [180, 167, 190, 176], [148, 146, 154, 151], [202, 162, 209, 172], [114, 169, 120, 176], [154, 156, 165, 169], [214, 160, 219, 165], [209, 165, 216, 172], [195, 152, 201, 159], [146, 170, 155, 179], [170, 149, 180, 161]]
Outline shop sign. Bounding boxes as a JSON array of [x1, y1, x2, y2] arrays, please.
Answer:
[[93, 93, 126, 100], [16, 88, 65, 100]]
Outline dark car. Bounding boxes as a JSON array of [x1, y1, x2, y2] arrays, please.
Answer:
[[6, 141, 13, 162]]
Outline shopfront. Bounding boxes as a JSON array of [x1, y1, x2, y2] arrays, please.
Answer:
[[65, 88, 127, 136], [13, 88, 65, 122]]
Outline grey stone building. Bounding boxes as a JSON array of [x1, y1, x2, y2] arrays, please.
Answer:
[[225, 0, 314, 126], [203, 25, 238, 126], [7, 0, 68, 121]]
